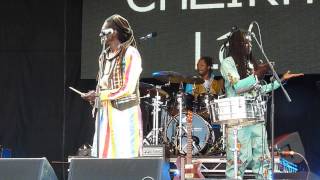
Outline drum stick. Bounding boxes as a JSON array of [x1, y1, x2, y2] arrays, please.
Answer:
[[69, 86, 85, 96]]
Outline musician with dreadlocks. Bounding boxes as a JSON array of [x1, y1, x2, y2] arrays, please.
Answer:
[[82, 14, 143, 158], [219, 28, 303, 179]]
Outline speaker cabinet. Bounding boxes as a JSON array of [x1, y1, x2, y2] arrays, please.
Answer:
[[68, 157, 169, 180], [0, 158, 57, 180]]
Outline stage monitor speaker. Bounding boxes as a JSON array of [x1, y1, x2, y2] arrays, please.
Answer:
[[0, 157, 58, 180], [68, 157, 169, 180], [275, 131, 305, 164]]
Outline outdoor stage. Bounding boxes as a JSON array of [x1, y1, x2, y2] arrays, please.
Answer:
[[0, 156, 316, 180], [1, 1, 320, 180]]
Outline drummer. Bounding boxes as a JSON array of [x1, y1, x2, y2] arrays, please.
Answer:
[[185, 56, 224, 99], [219, 27, 303, 179]]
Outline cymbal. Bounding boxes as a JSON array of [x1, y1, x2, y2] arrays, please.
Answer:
[[152, 71, 185, 84], [139, 82, 169, 97], [139, 82, 154, 90], [184, 75, 204, 84]]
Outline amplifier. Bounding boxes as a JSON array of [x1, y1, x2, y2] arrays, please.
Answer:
[[142, 145, 165, 157]]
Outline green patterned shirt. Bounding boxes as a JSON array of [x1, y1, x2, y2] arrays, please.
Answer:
[[220, 56, 280, 97]]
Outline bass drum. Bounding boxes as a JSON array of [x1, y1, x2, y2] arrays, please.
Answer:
[[166, 112, 214, 155]]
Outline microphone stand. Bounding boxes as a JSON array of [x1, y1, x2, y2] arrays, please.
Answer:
[[251, 33, 291, 177], [95, 39, 106, 157]]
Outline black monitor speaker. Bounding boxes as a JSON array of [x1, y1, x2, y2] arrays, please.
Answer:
[[0, 157, 57, 180], [68, 157, 170, 180]]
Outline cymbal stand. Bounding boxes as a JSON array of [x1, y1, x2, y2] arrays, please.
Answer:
[[151, 88, 162, 145]]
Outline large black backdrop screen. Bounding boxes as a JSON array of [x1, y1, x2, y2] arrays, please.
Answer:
[[81, 0, 320, 79]]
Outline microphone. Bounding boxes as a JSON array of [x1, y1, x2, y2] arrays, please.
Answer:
[[248, 22, 254, 34], [245, 22, 255, 42], [246, 21, 256, 39], [216, 32, 231, 41], [99, 28, 114, 37], [139, 32, 157, 40], [280, 150, 296, 156]]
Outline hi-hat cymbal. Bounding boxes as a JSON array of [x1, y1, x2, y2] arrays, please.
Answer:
[[184, 75, 204, 84], [139, 82, 169, 98], [152, 71, 185, 84]]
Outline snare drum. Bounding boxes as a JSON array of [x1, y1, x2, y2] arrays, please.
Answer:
[[210, 96, 266, 125]]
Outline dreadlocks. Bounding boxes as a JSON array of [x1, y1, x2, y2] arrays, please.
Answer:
[[228, 29, 258, 79], [102, 14, 137, 59]]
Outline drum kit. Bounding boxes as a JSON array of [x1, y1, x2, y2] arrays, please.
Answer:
[[140, 71, 267, 157]]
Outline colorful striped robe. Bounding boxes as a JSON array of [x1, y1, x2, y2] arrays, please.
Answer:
[[91, 46, 143, 158]]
